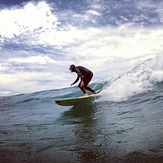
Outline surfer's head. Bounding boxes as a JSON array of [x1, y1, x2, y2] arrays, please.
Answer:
[[69, 64, 75, 72]]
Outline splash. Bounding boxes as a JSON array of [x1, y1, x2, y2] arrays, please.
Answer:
[[101, 55, 163, 102]]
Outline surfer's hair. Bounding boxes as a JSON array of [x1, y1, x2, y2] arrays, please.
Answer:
[[69, 64, 75, 71]]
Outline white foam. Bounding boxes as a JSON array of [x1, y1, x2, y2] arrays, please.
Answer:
[[101, 55, 163, 102]]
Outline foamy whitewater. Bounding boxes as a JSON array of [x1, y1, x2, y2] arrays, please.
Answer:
[[102, 54, 163, 102], [0, 0, 163, 162]]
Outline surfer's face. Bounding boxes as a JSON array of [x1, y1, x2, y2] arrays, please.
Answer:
[[69, 68, 73, 72]]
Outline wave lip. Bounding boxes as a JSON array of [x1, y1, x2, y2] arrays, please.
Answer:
[[101, 55, 163, 102]]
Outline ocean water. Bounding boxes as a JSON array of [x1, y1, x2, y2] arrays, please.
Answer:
[[0, 0, 163, 162], [0, 69, 163, 162]]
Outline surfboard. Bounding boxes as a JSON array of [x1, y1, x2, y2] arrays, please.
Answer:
[[55, 94, 97, 106]]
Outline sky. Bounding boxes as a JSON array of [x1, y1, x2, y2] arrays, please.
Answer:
[[0, 0, 163, 96]]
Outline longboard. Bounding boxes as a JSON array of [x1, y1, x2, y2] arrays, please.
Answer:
[[55, 94, 97, 106]]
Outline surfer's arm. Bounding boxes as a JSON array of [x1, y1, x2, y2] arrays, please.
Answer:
[[72, 75, 79, 85], [75, 68, 83, 81], [71, 67, 83, 86]]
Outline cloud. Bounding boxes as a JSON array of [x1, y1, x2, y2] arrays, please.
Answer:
[[136, 0, 163, 24], [9, 55, 57, 64], [0, 69, 70, 96], [0, 1, 58, 42]]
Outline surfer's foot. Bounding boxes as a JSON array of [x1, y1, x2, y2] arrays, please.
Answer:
[[83, 93, 89, 97], [93, 91, 97, 94]]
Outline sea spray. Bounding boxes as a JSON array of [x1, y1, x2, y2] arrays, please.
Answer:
[[101, 55, 163, 102]]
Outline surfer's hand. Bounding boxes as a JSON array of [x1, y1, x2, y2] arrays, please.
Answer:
[[70, 83, 74, 86], [80, 81, 84, 87]]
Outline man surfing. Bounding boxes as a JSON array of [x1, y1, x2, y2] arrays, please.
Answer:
[[69, 64, 97, 96]]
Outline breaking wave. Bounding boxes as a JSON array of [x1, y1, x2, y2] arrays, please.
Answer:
[[101, 55, 163, 102]]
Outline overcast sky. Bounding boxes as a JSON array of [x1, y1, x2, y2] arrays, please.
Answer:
[[0, 0, 163, 96]]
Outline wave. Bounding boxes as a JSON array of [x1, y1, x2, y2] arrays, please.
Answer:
[[100, 55, 163, 102], [1, 54, 163, 106]]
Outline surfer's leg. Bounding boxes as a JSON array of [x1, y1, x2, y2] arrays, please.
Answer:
[[78, 82, 88, 95], [84, 86, 95, 93], [84, 73, 96, 94]]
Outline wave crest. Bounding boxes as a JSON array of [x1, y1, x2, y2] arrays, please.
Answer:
[[101, 55, 163, 102]]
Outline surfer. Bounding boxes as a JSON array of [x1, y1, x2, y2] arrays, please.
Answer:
[[69, 64, 97, 96]]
